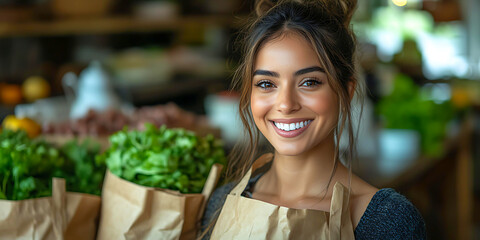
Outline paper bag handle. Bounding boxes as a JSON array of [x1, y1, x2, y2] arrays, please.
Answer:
[[201, 164, 223, 200], [197, 164, 223, 222], [52, 178, 67, 240], [230, 153, 274, 196]]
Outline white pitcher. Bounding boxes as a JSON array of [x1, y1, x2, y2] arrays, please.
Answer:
[[62, 61, 120, 119]]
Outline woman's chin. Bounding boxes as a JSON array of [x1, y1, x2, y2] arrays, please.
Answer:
[[273, 144, 308, 157]]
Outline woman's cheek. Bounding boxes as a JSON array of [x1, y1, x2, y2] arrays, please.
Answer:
[[251, 93, 274, 117], [251, 93, 276, 131], [302, 92, 337, 115]]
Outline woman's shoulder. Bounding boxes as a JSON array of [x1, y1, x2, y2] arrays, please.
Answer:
[[354, 188, 426, 239]]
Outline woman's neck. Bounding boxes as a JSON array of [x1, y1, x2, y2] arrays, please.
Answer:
[[260, 134, 344, 202]]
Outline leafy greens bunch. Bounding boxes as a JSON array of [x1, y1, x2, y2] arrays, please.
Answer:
[[59, 140, 105, 196], [0, 130, 64, 200], [0, 129, 105, 200], [99, 124, 226, 193]]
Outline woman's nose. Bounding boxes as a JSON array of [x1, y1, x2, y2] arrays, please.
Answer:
[[276, 87, 300, 114]]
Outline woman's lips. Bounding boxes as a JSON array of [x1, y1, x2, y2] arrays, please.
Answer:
[[270, 119, 312, 138]]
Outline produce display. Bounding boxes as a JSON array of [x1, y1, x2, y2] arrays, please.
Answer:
[[1, 123, 224, 239], [2, 115, 42, 138], [0, 129, 104, 200], [98, 124, 226, 193], [0, 76, 51, 105], [0, 83, 22, 105], [22, 76, 51, 102], [42, 103, 205, 136]]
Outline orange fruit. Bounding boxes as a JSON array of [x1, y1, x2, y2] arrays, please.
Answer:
[[0, 84, 22, 105]]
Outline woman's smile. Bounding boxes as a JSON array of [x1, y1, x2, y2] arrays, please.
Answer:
[[270, 119, 313, 138]]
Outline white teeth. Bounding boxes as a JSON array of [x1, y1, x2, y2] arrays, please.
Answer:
[[274, 120, 311, 132]]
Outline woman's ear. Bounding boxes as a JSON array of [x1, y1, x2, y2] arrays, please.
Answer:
[[348, 80, 356, 101]]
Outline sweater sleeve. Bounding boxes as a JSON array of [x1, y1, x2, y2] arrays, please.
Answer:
[[354, 189, 427, 240]]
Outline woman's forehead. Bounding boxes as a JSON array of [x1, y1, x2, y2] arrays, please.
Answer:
[[254, 33, 324, 71]]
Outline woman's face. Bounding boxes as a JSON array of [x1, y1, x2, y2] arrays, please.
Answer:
[[251, 33, 339, 156]]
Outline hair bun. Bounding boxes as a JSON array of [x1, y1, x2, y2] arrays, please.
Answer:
[[254, 0, 357, 27], [318, 0, 357, 27], [255, 0, 276, 16]]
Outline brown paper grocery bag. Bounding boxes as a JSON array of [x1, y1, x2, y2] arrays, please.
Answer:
[[64, 192, 102, 240], [210, 158, 354, 240], [0, 178, 101, 240], [97, 164, 222, 240]]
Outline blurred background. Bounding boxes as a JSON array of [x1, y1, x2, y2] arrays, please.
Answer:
[[0, 0, 478, 239]]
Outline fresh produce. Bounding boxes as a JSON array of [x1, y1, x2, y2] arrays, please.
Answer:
[[0, 130, 105, 200], [59, 139, 105, 196], [2, 115, 42, 138], [22, 76, 51, 102], [42, 103, 205, 136], [98, 124, 226, 193], [0, 130, 64, 200], [0, 84, 22, 105]]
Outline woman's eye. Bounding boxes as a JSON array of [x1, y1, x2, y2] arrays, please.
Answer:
[[300, 79, 322, 88], [255, 80, 275, 89]]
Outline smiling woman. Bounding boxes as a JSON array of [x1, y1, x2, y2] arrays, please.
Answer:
[[201, 0, 426, 239], [251, 33, 339, 156]]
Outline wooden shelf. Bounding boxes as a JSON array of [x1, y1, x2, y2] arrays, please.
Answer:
[[117, 77, 228, 105], [0, 15, 243, 37]]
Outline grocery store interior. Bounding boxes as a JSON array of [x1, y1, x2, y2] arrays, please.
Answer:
[[0, 0, 479, 239]]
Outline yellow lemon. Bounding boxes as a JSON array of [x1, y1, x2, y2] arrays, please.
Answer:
[[22, 76, 51, 102], [2, 115, 41, 138]]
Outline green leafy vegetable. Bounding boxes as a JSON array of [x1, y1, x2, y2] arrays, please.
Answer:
[[59, 140, 105, 196], [0, 130, 106, 200], [98, 124, 226, 193], [0, 130, 64, 200]]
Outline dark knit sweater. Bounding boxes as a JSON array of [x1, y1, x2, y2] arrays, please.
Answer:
[[202, 173, 426, 239]]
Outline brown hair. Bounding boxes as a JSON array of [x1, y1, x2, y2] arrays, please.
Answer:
[[200, 0, 360, 237]]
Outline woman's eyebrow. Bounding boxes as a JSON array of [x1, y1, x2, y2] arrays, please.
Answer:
[[295, 66, 325, 76], [253, 67, 324, 78], [253, 69, 279, 77]]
